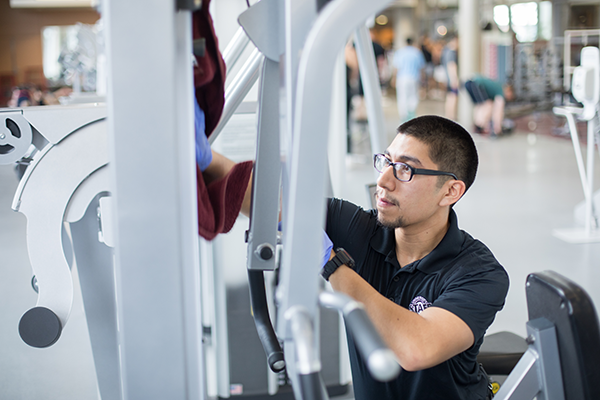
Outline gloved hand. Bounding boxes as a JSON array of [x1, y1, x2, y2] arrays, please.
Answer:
[[195, 97, 213, 171], [321, 230, 333, 269], [278, 222, 333, 268]]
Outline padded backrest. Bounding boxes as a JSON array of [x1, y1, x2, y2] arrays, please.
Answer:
[[526, 271, 600, 400]]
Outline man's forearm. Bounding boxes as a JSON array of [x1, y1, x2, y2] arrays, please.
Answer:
[[202, 150, 253, 217], [329, 265, 473, 371]]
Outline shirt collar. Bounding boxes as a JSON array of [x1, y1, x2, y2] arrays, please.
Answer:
[[370, 209, 465, 273]]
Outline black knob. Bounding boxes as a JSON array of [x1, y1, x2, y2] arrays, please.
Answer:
[[268, 351, 286, 373], [260, 246, 273, 260], [193, 38, 206, 58], [19, 307, 62, 348], [256, 243, 274, 261]]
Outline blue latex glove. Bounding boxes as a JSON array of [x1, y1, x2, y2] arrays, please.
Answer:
[[278, 222, 333, 268], [322, 230, 333, 268], [195, 97, 212, 171]]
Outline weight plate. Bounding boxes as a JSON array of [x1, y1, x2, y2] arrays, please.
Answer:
[[0, 114, 33, 165]]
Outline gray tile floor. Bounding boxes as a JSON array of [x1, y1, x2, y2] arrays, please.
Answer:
[[2, 96, 600, 399]]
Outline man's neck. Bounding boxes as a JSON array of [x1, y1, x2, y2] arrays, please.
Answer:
[[394, 210, 451, 268]]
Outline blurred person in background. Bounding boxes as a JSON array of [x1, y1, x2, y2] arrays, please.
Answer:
[[465, 75, 514, 136], [441, 34, 459, 120], [392, 37, 425, 123]]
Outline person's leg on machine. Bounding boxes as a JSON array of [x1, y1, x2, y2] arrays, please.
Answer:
[[472, 104, 485, 132], [473, 100, 493, 133], [396, 77, 409, 122], [406, 78, 419, 121], [444, 89, 458, 120], [491, 95, 505, 135]]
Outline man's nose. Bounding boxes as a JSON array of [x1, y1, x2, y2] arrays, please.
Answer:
[[376, 165, 396, 191]]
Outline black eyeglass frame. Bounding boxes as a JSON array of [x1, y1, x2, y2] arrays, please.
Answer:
[[373, 153, 458, 182]]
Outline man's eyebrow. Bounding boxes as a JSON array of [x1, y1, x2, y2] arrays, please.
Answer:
[[384, 150, 423, 166], [400, 156, 423, 166]]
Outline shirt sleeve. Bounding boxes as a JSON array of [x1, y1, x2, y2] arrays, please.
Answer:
[[325, 198, 376, 262], [432, 251, 509, 342]]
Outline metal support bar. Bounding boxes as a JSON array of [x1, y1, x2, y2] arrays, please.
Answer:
[[286, 306, 321, 376], [585, 117, 598, 231], [493, 348, 539, 399], [494, 317, 565, 400], [276, 0, 393, 339], [246, 57, 281, 271], [354, 24, 387, 156], [210, 49, 264, 144], [275, 0, 394, 393], [222, 27, 250, 70], [553, 107, 592, 201], [245, 54, 284, 373]]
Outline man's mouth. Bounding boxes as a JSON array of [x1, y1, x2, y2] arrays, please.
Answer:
[[376, 189, 398, 207]]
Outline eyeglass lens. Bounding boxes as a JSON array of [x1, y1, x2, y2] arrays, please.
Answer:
[[374, 154, 412, 181]]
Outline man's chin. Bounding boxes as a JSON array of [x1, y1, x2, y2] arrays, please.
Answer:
[[376, 213, 404, 229]]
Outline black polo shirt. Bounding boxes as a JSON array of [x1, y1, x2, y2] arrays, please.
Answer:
[[325, 198, 509, 400]]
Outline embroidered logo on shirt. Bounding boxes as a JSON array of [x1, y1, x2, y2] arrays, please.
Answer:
[[409, 296, 432, 314]]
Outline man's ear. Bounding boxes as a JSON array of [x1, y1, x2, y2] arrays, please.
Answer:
[[439, 179, 466, 207]]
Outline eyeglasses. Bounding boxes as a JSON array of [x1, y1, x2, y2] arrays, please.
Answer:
[[373, 153, 458, 182]]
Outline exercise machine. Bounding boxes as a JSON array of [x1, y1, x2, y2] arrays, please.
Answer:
[[236, 0, 401, 398], [492, 270, 600, 400], [3, 0, 206, 398], [0, 104, 121, 399], [3, 0, 398, 399], [201, 0, 397, 398], [553, 45, 600, 243]]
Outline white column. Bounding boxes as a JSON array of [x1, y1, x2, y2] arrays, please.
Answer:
[[104, 0, 204, 398], [458, 0, 480, 128], [393, 7, 416, 51]]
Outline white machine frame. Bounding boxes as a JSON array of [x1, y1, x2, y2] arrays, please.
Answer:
[[553, 45, 600, 243], [3, 0, 398, 399]]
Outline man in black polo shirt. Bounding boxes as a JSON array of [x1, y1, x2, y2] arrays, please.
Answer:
[[323, 115, 509, 399]]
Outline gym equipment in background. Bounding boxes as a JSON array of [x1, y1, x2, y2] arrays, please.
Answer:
[[494, 271, 600, 400], [553, 45, 600, 243]]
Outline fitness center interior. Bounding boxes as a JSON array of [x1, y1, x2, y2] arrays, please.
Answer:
[[1, 0, 600, 399]]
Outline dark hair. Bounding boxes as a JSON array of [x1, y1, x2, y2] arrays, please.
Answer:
[[406, 37, 413, 45], [397, 115, 478, 193]]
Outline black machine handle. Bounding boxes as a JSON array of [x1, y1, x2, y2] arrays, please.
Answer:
[[247, 270, 285, 372]]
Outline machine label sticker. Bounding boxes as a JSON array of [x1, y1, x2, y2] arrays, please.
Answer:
[[409, 296, 432, 314], [230, 384, 243, 395]]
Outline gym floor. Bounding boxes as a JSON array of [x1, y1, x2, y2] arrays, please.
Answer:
[[1, 94, 600, 399]]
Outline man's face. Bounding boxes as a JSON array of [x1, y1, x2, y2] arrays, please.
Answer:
[[375, 134, 448, 230]]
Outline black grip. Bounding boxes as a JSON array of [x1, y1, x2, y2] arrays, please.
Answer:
[[19, 306, 62, 348], [193, 38, 206, 58], [176, 0, 201, 11], [299, 372, 327, 400], [247, 270, 285, 372]]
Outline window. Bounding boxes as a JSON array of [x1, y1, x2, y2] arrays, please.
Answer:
[[511, 2, 538, 42], [493, 5, 510, 33], [539, 1, 552, 41]]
